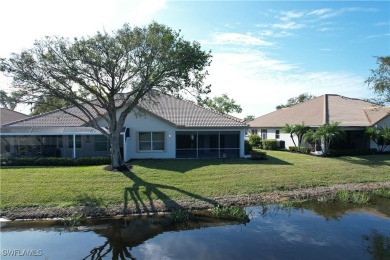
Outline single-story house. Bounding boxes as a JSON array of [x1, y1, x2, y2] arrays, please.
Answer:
[[0, 94, 248, 160], [248, 94, 390, 152], [0, 108, 29, 154]]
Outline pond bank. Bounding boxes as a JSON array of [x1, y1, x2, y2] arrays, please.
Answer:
[[2, 182, 390, 220]]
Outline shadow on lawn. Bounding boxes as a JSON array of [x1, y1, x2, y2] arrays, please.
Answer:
[[333, 154, 390, 168], [130, 156, 291, 174], [122, 170, 218, 215]]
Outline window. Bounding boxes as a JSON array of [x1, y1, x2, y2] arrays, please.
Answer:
[[139, 132, 165, 151], [275, 130, 280, 139], [261, 129, 267, 140], [95, 135, 109, 151], [68, 135, 81, 148], [251, 129, 258, 135]]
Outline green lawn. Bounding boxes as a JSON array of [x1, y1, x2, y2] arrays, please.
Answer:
[[1, 151, 389, 209]]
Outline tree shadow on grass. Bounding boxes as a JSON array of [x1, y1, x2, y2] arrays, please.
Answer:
[[122, 170, 218, 215], [129, 156, 291, 174], [333, 154, 390, 168]]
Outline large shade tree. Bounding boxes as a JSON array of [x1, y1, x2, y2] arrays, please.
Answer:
[[201, 93, 242, 114], [276, 93, 315, 110], [0, 22, 212, 168], [366, 56, 390, 104]]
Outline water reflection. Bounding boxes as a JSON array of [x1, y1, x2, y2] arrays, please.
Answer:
[[363, 229, 390, 259], [1, 199, 389, 260]]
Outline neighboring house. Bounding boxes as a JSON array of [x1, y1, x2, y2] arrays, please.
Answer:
[[0, 108, 29, 125], [0, 108, 30, 154], [249, 94, 390, 152], [0, 94, 248, 160]]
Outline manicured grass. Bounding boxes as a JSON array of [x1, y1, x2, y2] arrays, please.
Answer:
[[1, 151, 389, 209]]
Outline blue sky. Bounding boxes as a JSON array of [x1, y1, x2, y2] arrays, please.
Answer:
[[0, 0, 389, 117]]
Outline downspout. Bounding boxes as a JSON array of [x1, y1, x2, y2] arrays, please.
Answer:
[[123, 132, 127, 162], [73, 134, 76, 159], [322, 94, 329, 154]]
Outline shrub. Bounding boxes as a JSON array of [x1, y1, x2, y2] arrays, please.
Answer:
[[248, 134, 262, 148], [211, 205, 248, 221], [249, 150, 267, 160], [336, 191, 371, 204], [244, 140, 253, 154], [288, 146, 311, 154], [171, 208, 195, 223], [262, 139, 278, 150], [1, 156, 110, 166]]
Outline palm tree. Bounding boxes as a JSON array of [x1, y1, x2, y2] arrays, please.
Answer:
[[313, 122, 345, 155], [366, 125, 390, 152], [282, 122, 309, 148], [282, 123, 296, 147]]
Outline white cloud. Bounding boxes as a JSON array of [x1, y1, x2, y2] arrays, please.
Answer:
[[205, 50, 372, 118], [279, 10, 306, 21], [272, 22, 305, 30], [0, 0, 167, 57], [203, 32, 273, 46]]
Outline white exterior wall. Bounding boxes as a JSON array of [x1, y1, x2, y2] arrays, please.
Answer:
[[96, 110, 247, 161], [123, 112, 177, 161], [248, 127, 296, 149]]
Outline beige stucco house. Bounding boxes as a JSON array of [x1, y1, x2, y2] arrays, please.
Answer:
[[249, 94, 390, 152]]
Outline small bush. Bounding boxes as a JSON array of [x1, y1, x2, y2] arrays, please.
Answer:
[[63, 213, 85, 229], [336, 191, 371, 204], [249, 150, 267, 160], [171, 208, 195, 223], [211, 205, 248, 221], [248, 134, 262, 148], [244, 140, 253, 154], [262, 139, 278, 150], [288, 146, 311, 154]]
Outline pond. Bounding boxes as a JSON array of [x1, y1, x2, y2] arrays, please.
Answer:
[[1, 199, 390, 260]]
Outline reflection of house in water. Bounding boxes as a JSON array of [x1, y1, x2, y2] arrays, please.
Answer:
[[295, 197, 390, 220]]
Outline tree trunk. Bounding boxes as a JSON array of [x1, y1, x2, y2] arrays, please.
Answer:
[[110, 133, 123, 169]]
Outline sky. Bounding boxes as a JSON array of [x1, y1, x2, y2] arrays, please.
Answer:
[[0, 0, 389, 118]]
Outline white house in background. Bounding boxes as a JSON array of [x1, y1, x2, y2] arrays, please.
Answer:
[[249, 94, 390, 152], [0, 94, 248, 160]]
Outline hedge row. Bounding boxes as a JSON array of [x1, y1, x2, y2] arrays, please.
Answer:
[[0, 156, 111, 166], [288, 146, 311, 154]]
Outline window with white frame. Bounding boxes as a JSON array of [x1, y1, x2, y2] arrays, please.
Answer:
[[275, 130, 280, 139], [251, 129, 258, 135], [138, 132, 165, 151]]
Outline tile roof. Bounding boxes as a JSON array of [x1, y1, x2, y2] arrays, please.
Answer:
[[3, 94, 247, 128], [0, 108, 29, 125], [249, 94, 389, 128]]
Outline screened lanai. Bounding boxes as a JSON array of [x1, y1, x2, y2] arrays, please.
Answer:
[[176, 131, 240, 158], [0, 126, 113, 158]]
